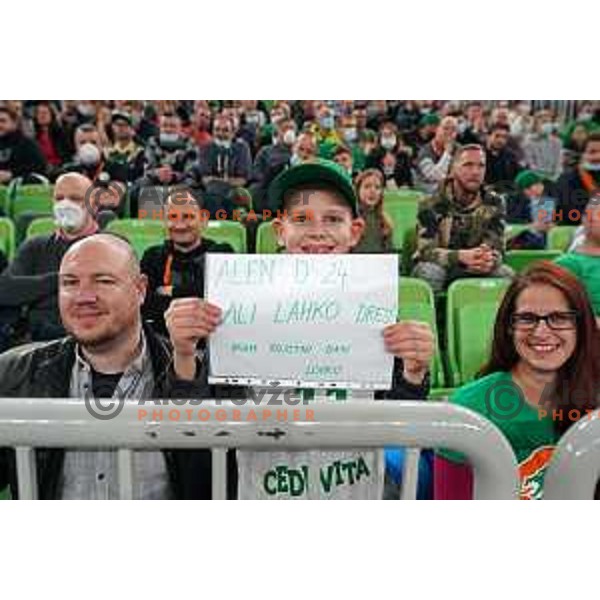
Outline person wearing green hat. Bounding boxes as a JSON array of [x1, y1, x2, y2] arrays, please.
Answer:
[[506, 170, 555, 250], [175, 158, 435, 499], [355, 128, 377, 169], [404, 111, 439, 155]]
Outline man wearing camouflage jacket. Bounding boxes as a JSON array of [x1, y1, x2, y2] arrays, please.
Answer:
[[412, 144, 513, 292]]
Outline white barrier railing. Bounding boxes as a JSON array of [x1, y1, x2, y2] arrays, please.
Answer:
[[544, 410, 600, 500], [0, 398, 520, 500]]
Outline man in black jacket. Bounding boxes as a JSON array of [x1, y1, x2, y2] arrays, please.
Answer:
[[141, 188, 234, 337], [0, 105, 47, 184], [0, 233, 220, 499], [484, 123, 523, 190]]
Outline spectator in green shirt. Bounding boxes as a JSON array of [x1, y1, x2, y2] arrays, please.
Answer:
[[556, 195, 600, 326], [435, 262, 600, 499]]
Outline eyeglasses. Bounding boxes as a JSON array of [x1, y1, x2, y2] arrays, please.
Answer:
[[510, 311, 579, 331]]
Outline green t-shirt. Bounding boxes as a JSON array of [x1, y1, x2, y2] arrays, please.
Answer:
[[555, 252, 600, 315], [438, 371, 558, 500]]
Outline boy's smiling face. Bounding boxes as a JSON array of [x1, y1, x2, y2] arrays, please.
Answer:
[[273, 189, 365, 254]]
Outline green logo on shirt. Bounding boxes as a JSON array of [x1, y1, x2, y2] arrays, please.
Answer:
[[263, 457, 372, 497]]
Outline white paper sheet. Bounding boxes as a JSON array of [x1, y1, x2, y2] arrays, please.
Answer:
[[206, 254, 399, 389]]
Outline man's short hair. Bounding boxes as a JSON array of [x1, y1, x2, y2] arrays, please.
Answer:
[[76, 123, 99, 136], [453, 144, 485, 165], [0, 105, 19, 122], [277, 118, 295, 132], [161, 112, 180, 122], [333, 144, 352, 159], [272, 101, 291, 119], [379, 121, 398, 134], [584, 131, 600, 150], [489, 123, 510, 135]]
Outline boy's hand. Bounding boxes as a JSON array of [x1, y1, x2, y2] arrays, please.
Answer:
[[165, 298, 222, 380], [383, 321, 434, 386]]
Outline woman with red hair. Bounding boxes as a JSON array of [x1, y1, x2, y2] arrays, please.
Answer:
[[435, 262, 600, 499]]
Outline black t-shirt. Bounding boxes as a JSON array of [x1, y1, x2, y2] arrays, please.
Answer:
[[90, 369, 124, 399], [140, 238, 234, 336]]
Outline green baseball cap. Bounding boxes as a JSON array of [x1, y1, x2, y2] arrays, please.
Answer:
[[515, 170, 545, 191], [419, 113, 441, 127], [267, 158, 358, 216]]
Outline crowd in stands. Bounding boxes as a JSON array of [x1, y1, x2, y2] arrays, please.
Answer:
[[1, 99, 600, 500]]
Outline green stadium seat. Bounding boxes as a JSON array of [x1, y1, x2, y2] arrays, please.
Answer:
[[505, 249, 563, 273], [398, 277, 445, 389], [428, 388, 454, 400], [0, 185, 8, 215], [203, 220, 247, 253], [384, 189, 424, 205], [8, 183, 54, 221], [106, 219, 166, 258], [456, 304, 498, 383], [0, 487, 10, 500], [383, 190, 422, 251], [548, 226, 577, 252], [26, 217, 56, 239], [0, 217, 16, 260], [446, 278, 510, 386], [256, 221, 280, 254], [505, 224, 534, 244]]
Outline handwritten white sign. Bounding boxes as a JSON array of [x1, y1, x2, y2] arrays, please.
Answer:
[[205, 254, 399, 389]]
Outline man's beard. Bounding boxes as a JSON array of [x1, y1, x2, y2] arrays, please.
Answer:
[[66, 320, 122, 351], [453, 180, 481, 202]]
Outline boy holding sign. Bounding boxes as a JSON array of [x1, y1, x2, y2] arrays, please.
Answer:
[[166, 160, 434, 499]]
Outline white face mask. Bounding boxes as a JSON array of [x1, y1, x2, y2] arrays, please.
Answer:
[[77, 103, 96, 118], [342, 128, 357, 143], [215, 138, 232, 149], [159, 132, 180, 147], [245, 111, 261, 126], [282, 129, 297, 146], [53, 199, 87, 233], [381, 135, 397, 150], [77, 142, 101, 166], [582, 162, 600, 172]]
